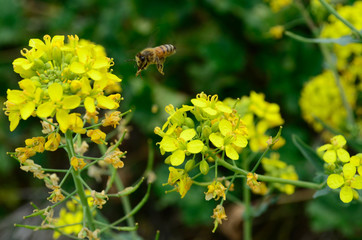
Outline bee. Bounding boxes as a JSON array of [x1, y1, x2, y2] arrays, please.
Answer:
[[135, 44, 176, 76]]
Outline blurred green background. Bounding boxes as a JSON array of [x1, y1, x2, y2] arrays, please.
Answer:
[[0, 0, 361, 239]]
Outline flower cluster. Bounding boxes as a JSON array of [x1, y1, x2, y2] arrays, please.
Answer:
[[318, 135, 362, 203], [320, 1, 362, 78], [155, 92, 249, 198], [5, 35, 130, 239], [4, 35, 121, 132], [264, 0, 292, 12], [299, 70, 356, 133], [261, 153, 298, 195], [224, 91, 285, 152]]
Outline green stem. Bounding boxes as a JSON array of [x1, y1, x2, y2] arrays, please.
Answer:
[[217, 158, 324, 189], [65, 130, 95, 231], [318, 0, 362, 39], [243, 158, 252, 240]]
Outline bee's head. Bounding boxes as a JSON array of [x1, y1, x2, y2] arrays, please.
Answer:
[[135, 53, 147, 70]]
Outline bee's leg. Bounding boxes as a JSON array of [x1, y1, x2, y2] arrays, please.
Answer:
[[156, 57, 165, 75]]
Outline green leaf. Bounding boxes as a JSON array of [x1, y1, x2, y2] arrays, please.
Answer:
[[292, 135, 324, 172], [285, 31, 362, 46]]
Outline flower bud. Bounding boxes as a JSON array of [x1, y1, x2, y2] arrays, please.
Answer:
[[200, 160, 209, 175], [52, 46, 62, 63], [211, 122, 219, 132], [185, 117, 195, 128], [202, 125, 212, 138], [185, 159, 195, 172]]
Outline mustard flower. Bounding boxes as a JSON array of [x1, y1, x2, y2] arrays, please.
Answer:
[[300, 71, 356, 132], [15, 147, 36, 163], [191, 92, 232, 120], [102, 111, 122, 128], [70, 156, 86, 171], [209, 119, 248, 160], [87, 129, 106, 144], [317, 135, 350, 164], [159, 128, 204, 166], [269, 25, 284, 39], [48, 186, 65, 203], [261, 153, 298, 195], [205, 181, 227, 201], [211, 204, 227, 225], [167, 167, 192, 198], [4, 35, 122, 132], [45, 133, 61, 151], [104, 146, 125, 168], [247, 172, 268, 195], [327, 163, 362, 203], [20, 159, 46, 179], [91, 190, 108, 209], [265, 0, 292, 12], [25, 137, 45, 153], [53, 200, 83, 239]]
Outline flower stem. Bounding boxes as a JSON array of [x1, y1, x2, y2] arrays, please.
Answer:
[[217, 157, 324, 189], [318, 0, 362, 39], [243, 158, 252, 240], [65, 130, 95, 231]]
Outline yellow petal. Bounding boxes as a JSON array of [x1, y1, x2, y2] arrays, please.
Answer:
[[187, 140, 204, 154], [351, 176, 362, 190], [215, 102, 232, 113], [209, 133, 224, 148], [342, 163, 356, 179], [323, 150, 336, 163], [170, 150, 185, 166], [225, 145, 239, 160], [87, 69, 103, 81], [233, 135, 248, 148], [337, 148, 350, 162], [93, 58, 109, 69], [37, 102, 55, 118], [219, 119, 232, 136], [70, 62, 86, 74], [327, 174, 344, 189], [160, 136, 178, 152], [84, 97, 96, 113], [9, 112, 20, 132], [203, 107, 217, 116], [191, 98, 207, 108], [56, 110, 69, 133], [180, 129, 196, 142], [48, 83, 63, 102], [20, 101, 35, 120], [62, 95, 81, 109], [340, 186, 353, 203], [96, 96, 118, 109]]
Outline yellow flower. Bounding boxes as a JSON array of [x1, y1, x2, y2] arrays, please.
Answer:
[[45, 133, 61, 151], [167, 167, 192, 198], [53, 199, 84, 239], [25, 136, 45, 153], [209, 119, 248, 160], [87, 129, 106, 144], [261, 153, 298, 195], [269, 25, 284, 39], [327, 163, 362, 203], [246, 172, 268, 195], [191, 92, 232, 120], [104, 146, 125, 168], [15, 147, 36, 163], [211, 204, 227, 225], [20, 159, 46, 179], [91, 190, 108, 209], [205, 181, 227, 201], [4, 34, 122, 132], [102, 111, 122, 128], [317, 135, 350, 164], [265, 0, 292, 12], [300, 71, 356, 132], [48, 186, 65, 203], [159, 128, 204, 166], [70, 156, 86, 171]]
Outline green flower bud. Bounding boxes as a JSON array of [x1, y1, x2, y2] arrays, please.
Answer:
[[211, 122, 219, 132], [185, 159, 195, 172], [65, 53, 73, 64], [185, 117, 195, 128], [196, 125, 202, 134], [165, 155, 171, 165], [200, 159, 209, 175], [202, 125, 212, 138], [33, 58, 44, 68]]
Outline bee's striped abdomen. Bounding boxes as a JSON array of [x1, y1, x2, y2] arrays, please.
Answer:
[[156, 44, 176, 57]]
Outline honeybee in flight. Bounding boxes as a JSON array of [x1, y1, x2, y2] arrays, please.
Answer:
[[135, 44, 176, 76]]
